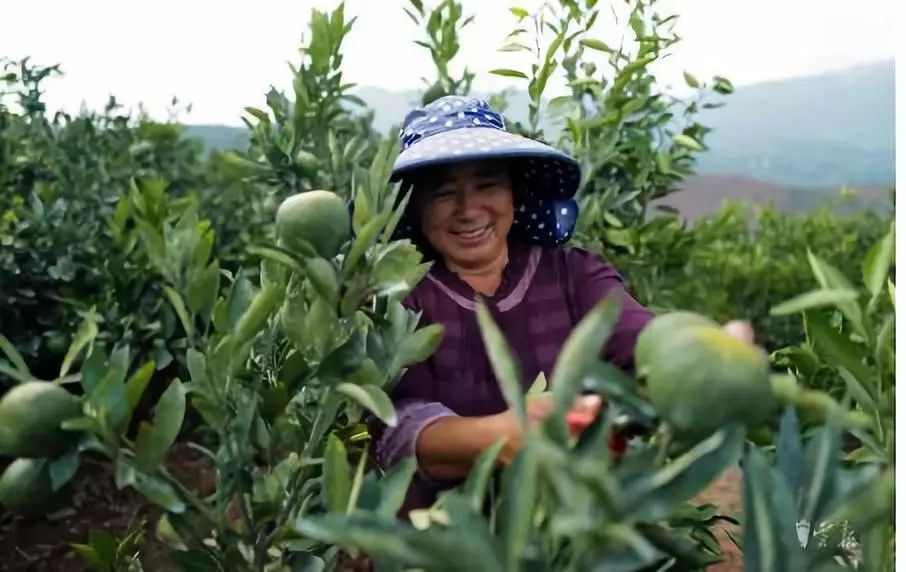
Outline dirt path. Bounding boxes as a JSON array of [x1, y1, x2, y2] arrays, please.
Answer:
[[694, 467, 744, 571]]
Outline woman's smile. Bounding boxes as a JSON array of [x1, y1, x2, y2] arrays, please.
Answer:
[[451, 224, 492, 244]]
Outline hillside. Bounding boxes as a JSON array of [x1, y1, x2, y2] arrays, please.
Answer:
[[658, 174, 893, 222]]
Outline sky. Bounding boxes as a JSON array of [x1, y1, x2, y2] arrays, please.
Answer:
[[1, 0, 897, 126]]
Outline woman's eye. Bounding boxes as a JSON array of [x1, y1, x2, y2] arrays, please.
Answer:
[[433, 189, 456, 199]]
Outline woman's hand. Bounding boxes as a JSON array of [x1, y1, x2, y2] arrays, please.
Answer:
[[495, 393, 603, 463]]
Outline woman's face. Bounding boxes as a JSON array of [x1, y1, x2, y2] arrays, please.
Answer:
[[417, 160, 514, 270]]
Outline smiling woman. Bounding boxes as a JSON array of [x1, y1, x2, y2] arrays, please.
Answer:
[[367, 95, 657, 515]]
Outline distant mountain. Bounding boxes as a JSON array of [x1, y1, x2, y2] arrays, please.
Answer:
[[183, 60, 895, 190], [697, 61, 895, 187]]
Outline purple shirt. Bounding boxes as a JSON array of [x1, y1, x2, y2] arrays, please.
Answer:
[[369, 241, 653, 513]]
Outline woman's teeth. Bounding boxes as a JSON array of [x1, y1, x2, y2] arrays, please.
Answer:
[[457, 226, 488, 239]]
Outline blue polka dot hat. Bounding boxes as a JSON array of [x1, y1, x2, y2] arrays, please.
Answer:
[[391, 95, 582, 246]]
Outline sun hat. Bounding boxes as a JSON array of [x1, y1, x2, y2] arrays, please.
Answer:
[[390, 95, 582, 247]]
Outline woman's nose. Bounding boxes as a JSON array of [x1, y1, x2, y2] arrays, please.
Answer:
[[453, 186, 481, 214]]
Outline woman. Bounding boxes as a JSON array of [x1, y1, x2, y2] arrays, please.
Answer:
[[369, 95, 750, 516]]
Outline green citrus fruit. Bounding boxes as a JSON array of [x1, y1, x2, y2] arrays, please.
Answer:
[[275, 190, 351, 259], [0, 458, 67, 515], [642, 323, 773, 440], [0, 382, 81, 458], [635, 311, 718, 377]]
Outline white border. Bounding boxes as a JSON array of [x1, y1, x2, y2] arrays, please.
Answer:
[[895, 0, 904, 568]]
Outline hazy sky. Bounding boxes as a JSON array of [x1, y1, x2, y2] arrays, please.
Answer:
[[1, 0, 896, 125]]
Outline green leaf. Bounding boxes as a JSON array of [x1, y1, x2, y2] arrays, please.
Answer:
[[476, 301, 525, 426], [526, 372, 547, 397], [396, 324, 444, 370], [804, 310, 873, 384], [806, 250, 866, 338], [550, 295, 621, 415], [462, 438, 506, 512], [579, 38, 613, 52], [49, 449, 80, 492], [874, 313, 894, 371], [624, 425, 744, 522], [0, 334, 30, 379], [713, 75, 735, 94], [323, 433, 352, 514], [72, 530, 118, 572], [742, 446, 804, 571], [186, 261, 221, 322], [0, 360, 30, 383], [581, 362, 656, 421], [131, 471, 186, 513], [336, 383, 397, 427], [164, 286, 194, 340], [672, 134, 703, 151], [305, 257, 340, 304], [803, 416, 841, 525], [125, 360, 155, 410], [836, 366, 875, 413], [501, 445, 537, 570], [500, 42, 531, 52], [774, 407, 805, 496], [509, 7, 529, 19], [61, 309, 99, 378], [489, 68, 529, 80], [134, 380, 186, 472], [683, 71, 700, 88], [169, 551, 221, 572], [293, 513, 426, 565], [232, 283, 283, 348], [861, 223, 894, 296], [770, 288, 859, 316], [377, 457, 417, 517], [186, 348, 208, 388], [248, 245, 305, 274]]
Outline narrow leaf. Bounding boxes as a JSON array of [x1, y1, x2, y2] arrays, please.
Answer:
[[624, 425, 744, 522], [377, 457, 417, 517], [396, 324, 444, 369], [462, 437, 507, 512], [774, 407, 805, 496], [49, 449, 80, 492], [323, 433, 352, 514], [61, 310, 99, 378], [0, 334, 30, 378], [476, 301, 525, 426], [579, 38, 613, 52], [125, 360, 155, 410], [501, 445, 537, 570], [336, 383, 397, 427], [131, 471, 186, 513], [550, 295, 621, 415], [861, 224, 894, 296], [770, 289, 859, 316], [164, 286, 194, 340], [134, 380, 186, 472], [672, 134, 703, 151], [489, 68, 529, 79]]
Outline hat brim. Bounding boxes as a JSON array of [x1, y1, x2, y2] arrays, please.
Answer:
[[390, 127, 580, 196]]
